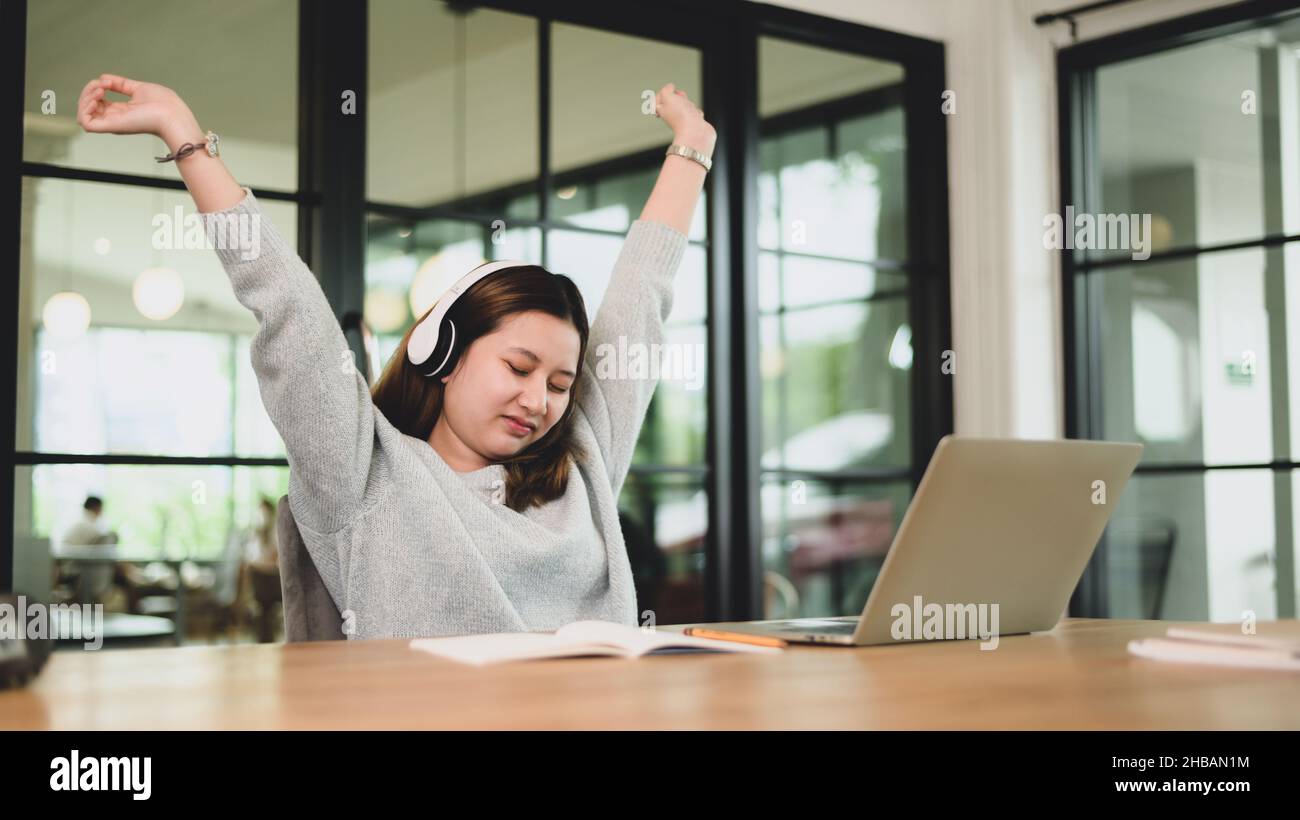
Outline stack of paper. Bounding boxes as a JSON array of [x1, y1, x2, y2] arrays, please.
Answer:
[[1127, 620, 1300, 671]]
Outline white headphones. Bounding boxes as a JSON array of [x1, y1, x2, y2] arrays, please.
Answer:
[[406, 259, 532, 377]]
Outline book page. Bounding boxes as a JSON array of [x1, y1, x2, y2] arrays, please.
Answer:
[[555, 621, 674, 654], [410, 632, 627, 665], [410, 621, 785, 665]]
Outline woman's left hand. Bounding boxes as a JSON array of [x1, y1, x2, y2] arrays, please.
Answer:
[[653, 83, 715, 156]]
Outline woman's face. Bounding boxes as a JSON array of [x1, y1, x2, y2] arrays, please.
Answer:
[[437, 310, 581, 463]]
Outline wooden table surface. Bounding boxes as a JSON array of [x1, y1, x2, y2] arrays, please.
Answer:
[[1, 618, 1295, 730]]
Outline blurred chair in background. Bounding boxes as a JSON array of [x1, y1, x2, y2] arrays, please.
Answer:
[[1108, 517, 1177, 620], [184, 529, 249, 643]]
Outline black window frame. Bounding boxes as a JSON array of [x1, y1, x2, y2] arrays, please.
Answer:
[[1059, 0, 1300, 618]]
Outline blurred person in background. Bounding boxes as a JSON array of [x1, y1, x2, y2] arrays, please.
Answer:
[[61, 495, 118, 547], [60, 495, 120, 605]]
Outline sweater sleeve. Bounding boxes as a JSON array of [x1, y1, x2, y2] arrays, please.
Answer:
[[202, 186, 375, 536], [575, 219, 688, 497]]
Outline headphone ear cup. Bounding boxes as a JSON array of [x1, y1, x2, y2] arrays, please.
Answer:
[[423, 317, 459, 377]]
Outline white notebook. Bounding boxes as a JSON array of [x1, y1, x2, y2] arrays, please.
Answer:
[[409, 620, 784, 666], [1127, 620, 1300, 671]]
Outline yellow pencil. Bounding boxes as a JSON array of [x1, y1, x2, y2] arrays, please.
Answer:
[[683, 627, 788, 649]]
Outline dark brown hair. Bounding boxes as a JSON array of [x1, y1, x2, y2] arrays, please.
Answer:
[[371, 265, 589, 512]]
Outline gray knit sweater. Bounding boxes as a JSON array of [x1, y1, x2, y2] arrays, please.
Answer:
[[204, 187, 687, 640]]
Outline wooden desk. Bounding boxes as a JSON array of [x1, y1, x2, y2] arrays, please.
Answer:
[[0, 618, 1294, 730]]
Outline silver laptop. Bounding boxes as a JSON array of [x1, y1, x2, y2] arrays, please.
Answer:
[[719, 436, 1143, 646]]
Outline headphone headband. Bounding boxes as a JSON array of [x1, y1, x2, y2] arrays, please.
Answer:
[[406, 259, 532, 376]]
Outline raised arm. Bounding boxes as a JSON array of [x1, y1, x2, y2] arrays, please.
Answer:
[[78, 75, 375, 537], [575, 84, 713, 495], [637, 83, 714, 233]]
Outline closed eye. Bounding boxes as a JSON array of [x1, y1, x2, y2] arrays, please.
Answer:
[[506, 361, 569, 395]]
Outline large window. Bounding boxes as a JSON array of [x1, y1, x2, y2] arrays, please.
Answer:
[[757, 38, 913, 619], [1062, 7, 1300, 621], [14, 0, 301, 571]]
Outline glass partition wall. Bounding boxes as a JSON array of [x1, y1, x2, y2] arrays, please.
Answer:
[[1061, 5, 1300, 620]]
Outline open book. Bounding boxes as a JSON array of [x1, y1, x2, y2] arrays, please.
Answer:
[[409, 620, 784, 666], [1127, 620, 1300, 671]]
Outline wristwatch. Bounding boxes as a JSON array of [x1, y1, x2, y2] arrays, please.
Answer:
[[155, 129, 220, 163], [666, 142, 712, 172]]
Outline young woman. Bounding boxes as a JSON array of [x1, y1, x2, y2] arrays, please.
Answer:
[[77, 73, 713, 639]]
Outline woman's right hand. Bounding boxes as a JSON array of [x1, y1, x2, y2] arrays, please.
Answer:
[[77, 74, 245, 214], [77, 74, 198, 143]]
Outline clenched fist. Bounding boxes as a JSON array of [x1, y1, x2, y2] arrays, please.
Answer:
[[652, 83, 715, 156]]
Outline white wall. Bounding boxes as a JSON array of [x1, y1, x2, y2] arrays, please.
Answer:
[[765, 0, 1242, 438]]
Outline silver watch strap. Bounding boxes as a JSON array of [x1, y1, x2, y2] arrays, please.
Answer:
[[666, 142, 712, 172]]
